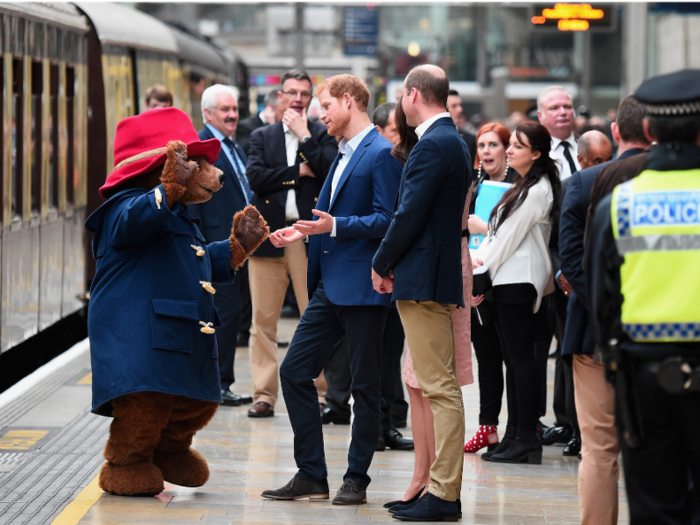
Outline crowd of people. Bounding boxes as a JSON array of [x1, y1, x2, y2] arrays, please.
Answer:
[[121, 65, 699, 523]]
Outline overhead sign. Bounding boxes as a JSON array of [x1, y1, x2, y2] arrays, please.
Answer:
[[343, 6, 378, 56], [531, 3, 614, 32]]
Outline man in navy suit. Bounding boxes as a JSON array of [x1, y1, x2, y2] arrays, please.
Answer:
[[559, 95, 649, 525], [246, 70, 338, 418], [372, 65, 471, 522], [260, 75, 401, 505], [189, 84, 254, 408]]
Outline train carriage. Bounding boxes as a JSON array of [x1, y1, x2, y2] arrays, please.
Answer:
[[0, 3, 88, 353], [0, 2, 247, 368]]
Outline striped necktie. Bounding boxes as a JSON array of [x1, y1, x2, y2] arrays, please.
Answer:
[[223, 138, 254, 204]]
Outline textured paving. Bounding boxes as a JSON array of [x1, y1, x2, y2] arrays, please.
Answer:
[[0, 319, 629, 524]]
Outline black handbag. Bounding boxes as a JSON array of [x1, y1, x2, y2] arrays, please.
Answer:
[[472, 265, 493, 296]]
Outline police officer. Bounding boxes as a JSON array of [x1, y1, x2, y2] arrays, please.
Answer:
[[587, 69, 700, 525]]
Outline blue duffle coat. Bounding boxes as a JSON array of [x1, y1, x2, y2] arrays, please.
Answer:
[[85, 185, 234, 417]]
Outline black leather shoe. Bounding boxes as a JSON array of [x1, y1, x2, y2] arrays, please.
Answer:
[[537, 420, 550, 441], [392, 492, 461, 521], [321, 406, 350, 425], [482, 424, 515, 461], [563, 437, 581, 457], [490, 430, 542, 464], [262, 475, 329, 500], [385, 429, 414, 451], [376, 434, 386, 451], [277, 338, 290, 348], [383, 487, 425, 509], [332, 479, 367, 505], [220, 390, 253, 406], [540, 425, 572, 446]]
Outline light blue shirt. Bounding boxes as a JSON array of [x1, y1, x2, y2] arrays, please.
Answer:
[[330, 124, 375, 236], [205, 124, 250, 204]]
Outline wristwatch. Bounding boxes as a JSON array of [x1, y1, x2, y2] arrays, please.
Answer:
[[300, 135, 312, 144]]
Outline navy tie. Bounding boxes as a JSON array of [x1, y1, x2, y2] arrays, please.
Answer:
[[223, 138, 254, 204]]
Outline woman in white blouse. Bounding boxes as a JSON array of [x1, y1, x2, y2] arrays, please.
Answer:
[[473, 121, 561, 465]]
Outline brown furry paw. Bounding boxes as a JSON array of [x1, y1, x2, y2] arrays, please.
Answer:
[[160, 140, 191, 208], [153, 448, 210, 487], [229, 205, 270, 269], [99, 461, 164, 497]]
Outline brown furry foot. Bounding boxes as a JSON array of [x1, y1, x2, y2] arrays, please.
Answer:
[[152, 447, 210, 487], [99, 461, 164, 496]]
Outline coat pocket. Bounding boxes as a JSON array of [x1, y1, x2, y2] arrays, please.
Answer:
[[150, 299, 199, 353]]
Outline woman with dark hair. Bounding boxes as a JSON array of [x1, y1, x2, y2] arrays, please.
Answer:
[[463, 122, 518, 454], [473, 121, 561, 465], [383, 98, 473, 511]]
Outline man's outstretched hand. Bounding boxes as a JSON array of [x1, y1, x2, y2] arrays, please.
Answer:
[[270, 227, 305, 248]]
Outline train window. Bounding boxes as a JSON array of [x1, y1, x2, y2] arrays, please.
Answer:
[[66, 65, 74, 206], [31, 60, 41, 213], [49, 63, 58, 209], [11, 57, 22, 219]]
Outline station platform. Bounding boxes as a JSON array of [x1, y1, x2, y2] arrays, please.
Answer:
[[0, 318, 628, 524]]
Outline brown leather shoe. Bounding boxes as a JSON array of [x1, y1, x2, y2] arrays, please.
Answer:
[[247, 401, 274, 418]]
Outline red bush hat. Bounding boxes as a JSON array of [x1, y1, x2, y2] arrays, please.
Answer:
[[100, 107, 221, 198]]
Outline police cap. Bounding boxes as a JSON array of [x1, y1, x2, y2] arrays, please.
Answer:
[[635, 69, 700, 116]]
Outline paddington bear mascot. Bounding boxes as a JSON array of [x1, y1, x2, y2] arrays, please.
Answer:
[[85, 108, 269, 496]]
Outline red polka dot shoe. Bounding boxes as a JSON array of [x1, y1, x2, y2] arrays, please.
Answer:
[[464, 425, 499, 454]]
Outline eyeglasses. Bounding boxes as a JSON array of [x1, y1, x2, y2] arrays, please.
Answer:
[[281, 90, 312, 100]]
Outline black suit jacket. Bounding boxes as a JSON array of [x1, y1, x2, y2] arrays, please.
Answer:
[[189, 127, 248, 244], [372, 117, 472, 306], [559, 148, 644, 357], [236, 114, 266, 156], [246, 120, 338, 257]]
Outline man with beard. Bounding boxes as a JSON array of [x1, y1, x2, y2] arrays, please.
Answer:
[[189, 84, 254, 408], [246, 70, 338, 418], [261, 74, 402, 504]]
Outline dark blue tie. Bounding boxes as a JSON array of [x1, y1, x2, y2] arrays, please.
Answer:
[[223, 138, 254, 204]]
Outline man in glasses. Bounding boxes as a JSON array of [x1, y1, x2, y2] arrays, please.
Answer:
[[246, 69, 338, 418]]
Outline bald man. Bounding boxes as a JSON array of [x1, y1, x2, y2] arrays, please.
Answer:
[[372, 64, 471, 522], [577, 130, 613, 170]]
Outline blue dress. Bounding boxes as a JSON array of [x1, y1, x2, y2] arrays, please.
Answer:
[[85, 185, 235, 417]]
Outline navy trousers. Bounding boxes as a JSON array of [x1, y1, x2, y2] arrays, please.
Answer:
[[280, 281, 387, 488]]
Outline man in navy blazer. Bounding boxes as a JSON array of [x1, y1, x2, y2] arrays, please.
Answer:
[[245, 70, 338, 418], [372, 65, 471, 522], [189, 85, 254, 408], [260, 75, 401, 505], [559, 95, 649, 525]]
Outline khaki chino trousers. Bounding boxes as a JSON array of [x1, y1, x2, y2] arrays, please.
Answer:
[[573, 354, 620, 525], [396, 299, 465, 502], [249, 242, 326, 407]]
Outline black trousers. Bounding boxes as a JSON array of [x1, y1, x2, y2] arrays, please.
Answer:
[[471, 309, 504, 426], [496, 298, 545, 432], [618, 358, 700, 525], [324, 308, 406, 432], [214, 263, 247, 391], [280, 282, 387, 487]]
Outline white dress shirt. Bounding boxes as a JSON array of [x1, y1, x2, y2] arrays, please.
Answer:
[[415, 112, 451, 140], [329, 124, 375, 237], [283, 123, 301, 220], [550, 133, 581, 181]]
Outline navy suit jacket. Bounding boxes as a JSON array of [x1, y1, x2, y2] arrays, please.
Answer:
[[559, 148, 644, 357], [247, 120, 338, 257], [372, 117, 472, 307], [307, 128, 402, 307], [188, 127, 248, 243]]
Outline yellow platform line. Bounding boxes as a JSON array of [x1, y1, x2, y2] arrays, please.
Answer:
[[51, 474, 102, 525]]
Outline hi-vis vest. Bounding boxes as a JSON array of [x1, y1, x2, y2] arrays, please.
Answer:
[[611, 169, 700, 342]]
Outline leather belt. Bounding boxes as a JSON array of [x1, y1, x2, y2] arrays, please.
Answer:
[[286, 219, 299, 227]]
